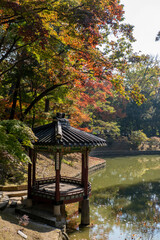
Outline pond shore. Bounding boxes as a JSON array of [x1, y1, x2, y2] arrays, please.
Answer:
[[90, 146, 160, 158]]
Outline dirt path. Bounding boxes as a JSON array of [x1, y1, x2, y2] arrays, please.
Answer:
[[0, 207, 62, 240]]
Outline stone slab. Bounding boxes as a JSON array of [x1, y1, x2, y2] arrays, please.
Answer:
[[9, 201, 17, 208], [15, 206, 66, 229], [0, 195, 9, 211], [4, 190, 27, 198]]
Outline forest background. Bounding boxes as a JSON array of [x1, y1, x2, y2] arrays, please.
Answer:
[[1, 0, 160, 183]]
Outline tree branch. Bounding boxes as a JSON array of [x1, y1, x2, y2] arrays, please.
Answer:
[[0, 56, 30, 77], [11, 37, 38, 53], [21, 81, 70, 121], [0, 16, 24, 25], [0, 37, 20, 63]]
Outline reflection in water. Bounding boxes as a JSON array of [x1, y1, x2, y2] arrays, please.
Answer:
[[68, 155, 160, 240]]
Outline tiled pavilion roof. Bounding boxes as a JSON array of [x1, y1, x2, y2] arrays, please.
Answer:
[[33, 114, 107, 148]]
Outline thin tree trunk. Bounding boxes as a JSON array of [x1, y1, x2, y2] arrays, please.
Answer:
[[21, 82, 69, 121], [19, 86, 23, 119], [32, 106, 36, 129], [9, 75, 21, 120], [45, 99, 50, 112]]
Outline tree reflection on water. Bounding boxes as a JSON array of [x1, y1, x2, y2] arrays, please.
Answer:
[[91, 181, 160, 239], [69, 155, 160, 240]]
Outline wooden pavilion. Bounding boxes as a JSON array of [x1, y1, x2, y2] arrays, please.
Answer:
[[27, 113, 106, 225]]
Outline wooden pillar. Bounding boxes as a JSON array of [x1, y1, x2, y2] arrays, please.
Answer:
[[32, 151, 37, 186], [55, 169, 60, 202], [55, 151, 62, 203], [84, 149, 89, 197], [81, 198, 90, 225], [78, 200, 82, 213], [81, 152, 85, 185], [81, 149, 90, 225], [81, 149, 89, 196], [28, 148, 33, 199], [54, 150, 62, 216]]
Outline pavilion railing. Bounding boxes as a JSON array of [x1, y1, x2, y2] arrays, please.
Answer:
[[31, 176, 91, 202]]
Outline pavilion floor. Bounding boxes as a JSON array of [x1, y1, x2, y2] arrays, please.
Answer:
[[39, 182, 83, 195], [30, 177, 91, 204]]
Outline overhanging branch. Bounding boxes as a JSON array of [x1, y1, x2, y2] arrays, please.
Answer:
[[21, 81, 70, 121]]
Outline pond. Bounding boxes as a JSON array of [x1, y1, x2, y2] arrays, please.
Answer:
[[68, 155, 160, 240]]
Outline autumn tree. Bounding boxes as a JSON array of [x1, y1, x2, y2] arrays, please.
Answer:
[[1, 0, 145, 182], [0, 0, 145, 132]]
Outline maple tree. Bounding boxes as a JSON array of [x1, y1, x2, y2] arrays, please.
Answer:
[[0, 0, 145, 132]]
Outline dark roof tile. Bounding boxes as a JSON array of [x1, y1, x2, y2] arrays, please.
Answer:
[[33, 117, 107, 148]]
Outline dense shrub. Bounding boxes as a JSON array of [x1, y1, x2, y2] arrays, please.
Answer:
[[130, 130, 148, 150], [148, 137, 160, 150], [0, 120, 37, 184]]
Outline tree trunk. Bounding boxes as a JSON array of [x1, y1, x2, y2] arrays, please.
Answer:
[[45, 99, 50, 112], [9, 75, 21, 120]]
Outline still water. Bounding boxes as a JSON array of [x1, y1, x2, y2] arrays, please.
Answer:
[[68, 155, 160, 240]]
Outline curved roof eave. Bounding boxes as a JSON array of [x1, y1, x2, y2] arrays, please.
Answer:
[[33, 115, 107, 149]]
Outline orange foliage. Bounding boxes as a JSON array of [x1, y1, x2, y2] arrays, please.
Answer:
[[0, 0, 137, 126]]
